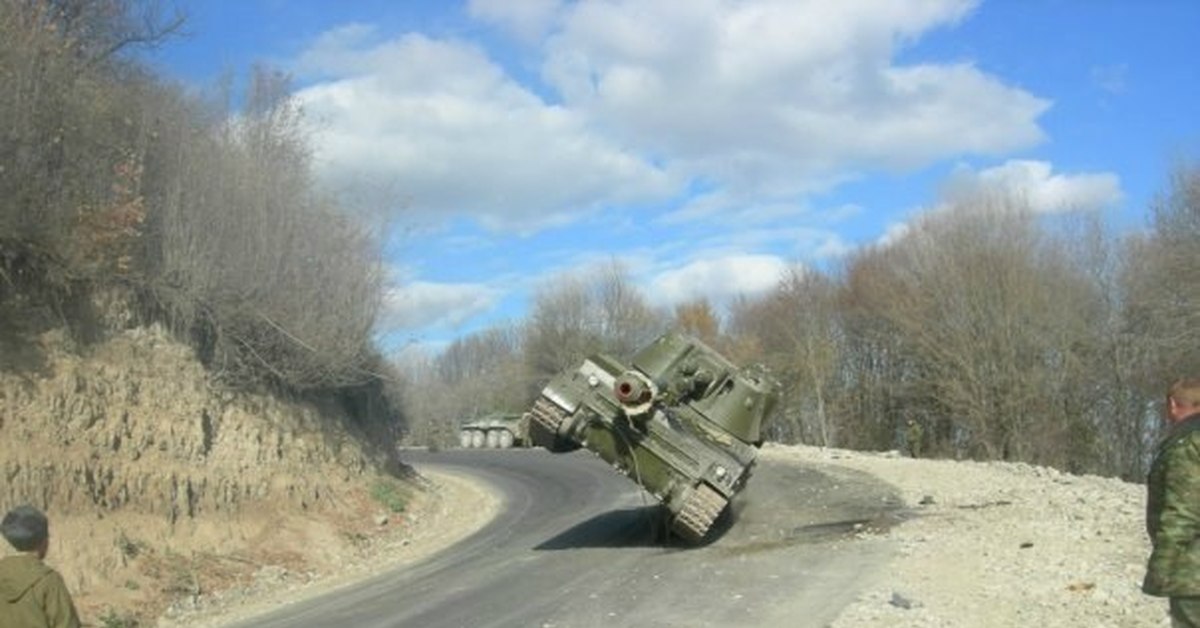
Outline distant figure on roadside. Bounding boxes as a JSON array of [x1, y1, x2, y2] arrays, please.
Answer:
[[1144, 378, 1200, 627], [0, 505, 81, 628], [904, 419, 924, 458]]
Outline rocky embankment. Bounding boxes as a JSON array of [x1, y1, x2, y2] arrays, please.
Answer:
[[759, 445, 1167, 628]]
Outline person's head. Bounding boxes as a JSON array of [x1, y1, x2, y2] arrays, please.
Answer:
[[1, 505, 49, 558], [1166, 378, 1200, 424]]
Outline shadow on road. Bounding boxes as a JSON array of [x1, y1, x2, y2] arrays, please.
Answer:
[[534, 506, 665, 549], [534, 501, 747, 550]]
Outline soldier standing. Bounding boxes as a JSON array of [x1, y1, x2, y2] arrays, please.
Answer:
[[0, 505, 81, 628], [905, 419, 924, 458], [1144, 378, 1200, 627]]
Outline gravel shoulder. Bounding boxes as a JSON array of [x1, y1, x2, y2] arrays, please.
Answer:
[[758, 444, 1168, 628]]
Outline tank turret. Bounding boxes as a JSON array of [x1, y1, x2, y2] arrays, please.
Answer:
[[527, 330, 780, 543]]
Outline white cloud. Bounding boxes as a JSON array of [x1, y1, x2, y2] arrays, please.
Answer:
[[290, 1, 1051, 235], [380, 280, 502, 331], [874, 160, 1123, 250], [294, 31, 674, 232], [876, 222, 912, 247], [648, 254, 787, 306], [542, 0, 1047, 196], [468, 0, 563, 43], [945, 159, 1123, 213]]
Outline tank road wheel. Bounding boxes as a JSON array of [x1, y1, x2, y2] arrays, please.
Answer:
[[470, 430, 486, 449], [486, 430, 501, 449], [499, 430, 515, 449], [528, 398, 579, 453], [459, 430, 473, 449], [672, 483, 727, 544]]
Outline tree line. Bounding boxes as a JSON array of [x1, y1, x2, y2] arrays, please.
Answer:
[[400, 169, 1200, 482], [0, 0, 399, 434]]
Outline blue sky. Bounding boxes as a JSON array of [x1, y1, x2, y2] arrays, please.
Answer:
[[148, 0, 1200, 356]]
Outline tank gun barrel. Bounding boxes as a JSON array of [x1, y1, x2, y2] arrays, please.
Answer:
[[613, 371, 654, 406]]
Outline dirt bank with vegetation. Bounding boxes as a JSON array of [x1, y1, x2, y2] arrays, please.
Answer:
[[0, 326, 416, 626]]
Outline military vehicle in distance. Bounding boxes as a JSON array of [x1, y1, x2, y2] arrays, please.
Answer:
[[526, 330, 779, 543], [459, 413, 529, 449]]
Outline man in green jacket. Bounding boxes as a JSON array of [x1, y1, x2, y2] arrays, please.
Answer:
[[1145, 378, 1200, 627], [0, 505, 80, 628]]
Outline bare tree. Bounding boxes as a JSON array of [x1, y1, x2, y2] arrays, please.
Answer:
[[1125, 163, 1200, 383], [1059, 215, 1158, 479], [37, 0, 185, 64], [835, 248, 918, 451], [392, 323, 533, 448], [673, 298, 722, 348], [524, 261, 664, 384], [524, 273, 597, 382], [844, 197, 1104, 467], [145, 66, 384, 391], [727, 266, 840, 446], [594, 260, 662, 357]]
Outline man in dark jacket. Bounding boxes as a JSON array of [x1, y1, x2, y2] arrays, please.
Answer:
[[1145, 378, 1200, 627], [0, 505, 80, 628]]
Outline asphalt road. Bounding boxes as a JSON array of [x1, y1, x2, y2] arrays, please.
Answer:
[[235, 448, 905, 628]]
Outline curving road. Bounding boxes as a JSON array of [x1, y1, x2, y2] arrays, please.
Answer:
[[235, 448, 905, 628]]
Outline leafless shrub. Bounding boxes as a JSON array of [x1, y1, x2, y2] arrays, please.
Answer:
[[144, 66, 384, 391]]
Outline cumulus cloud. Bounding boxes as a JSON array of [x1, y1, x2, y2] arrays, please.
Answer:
[[294, 30, 673, 232], [945, 159, 1123, 213], [290, 0, 1050, 234], [647, 254, 787, 306], [468, 0, 563, 43], [875, 160, 1123, 250], [380, 280, 502, 331], [542, 0, 1047, 197]]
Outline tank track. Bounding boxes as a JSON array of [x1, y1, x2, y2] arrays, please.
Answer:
[[529, 398, 572, 452], [671, 483, 726, 543]]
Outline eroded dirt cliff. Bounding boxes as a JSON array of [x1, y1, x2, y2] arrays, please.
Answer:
[[0, 325, 420, 625]]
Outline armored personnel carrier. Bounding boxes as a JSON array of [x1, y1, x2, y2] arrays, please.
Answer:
[[526, 331, 779, 543], [459, 413, 529, 449]]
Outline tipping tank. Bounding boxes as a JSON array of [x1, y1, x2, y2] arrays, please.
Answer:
[[526, 330, 780, 543]]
